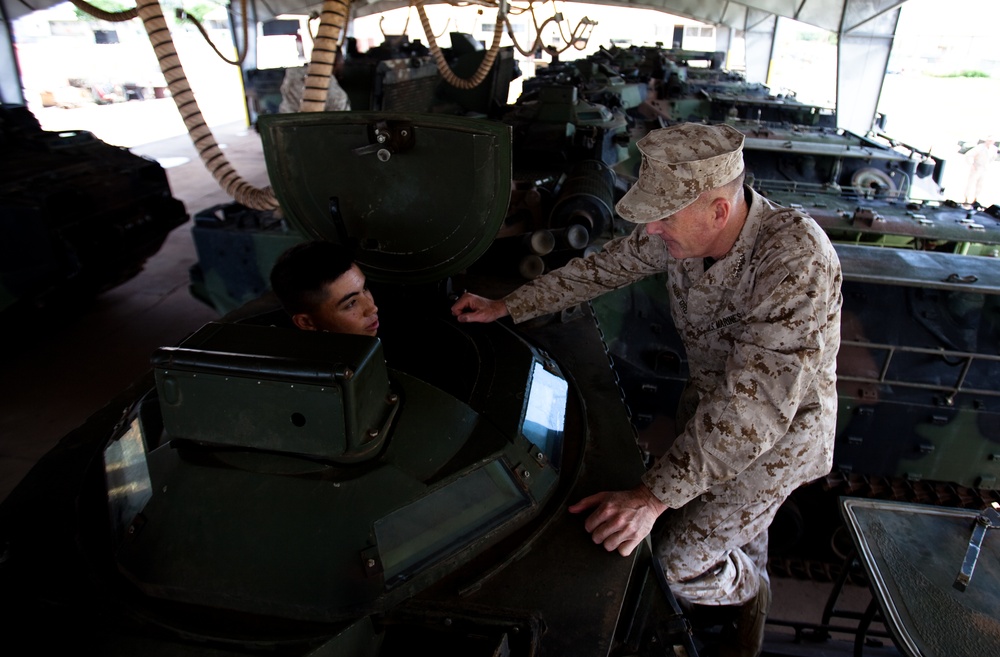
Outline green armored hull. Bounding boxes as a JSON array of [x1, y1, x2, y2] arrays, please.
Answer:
[[0, 112, 694, 656]]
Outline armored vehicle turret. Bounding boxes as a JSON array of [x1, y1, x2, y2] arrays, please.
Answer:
[[0, 112, 694, 656]]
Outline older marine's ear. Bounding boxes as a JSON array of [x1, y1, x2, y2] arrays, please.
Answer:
[[292, 313, 318, 331], [711, 195, 731, 225]]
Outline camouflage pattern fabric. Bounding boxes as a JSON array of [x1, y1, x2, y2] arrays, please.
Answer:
[[616, 123, 745, 223], [504, 187, 843, 606], [278, 66, 351, 113]]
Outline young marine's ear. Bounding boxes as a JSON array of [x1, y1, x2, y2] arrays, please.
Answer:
[[292, 313, 319, 331]]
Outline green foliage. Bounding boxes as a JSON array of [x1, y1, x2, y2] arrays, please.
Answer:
[[71, 0, 221, 25], [798, 31, 837, 45], [180, 1, 224, 23], [793, 29, 837, 46], [72, 0, 131, 21], [932, 70, 991, 78]]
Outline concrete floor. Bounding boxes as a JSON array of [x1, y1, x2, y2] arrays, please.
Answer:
[[0, 116, 888, 655]]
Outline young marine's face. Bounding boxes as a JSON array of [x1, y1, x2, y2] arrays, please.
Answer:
[[643, 197, 720, 260], [300, 265, 379, 336]]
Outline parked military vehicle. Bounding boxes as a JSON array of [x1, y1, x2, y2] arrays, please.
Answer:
[[0, 111, 702, 656], [244, 33, 519, 123], [192, 33, 618, 315], [758, 183, 999, 255], [583, 120, 1000, 575], [0, 105, 187, 322], [540, 45, 834, 129]]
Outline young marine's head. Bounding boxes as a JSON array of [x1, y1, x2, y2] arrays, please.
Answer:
[[270, 241, 379, 336]]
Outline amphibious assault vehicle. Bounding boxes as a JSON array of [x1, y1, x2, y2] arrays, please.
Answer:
[[0, 112, 699, 656], [0, 105, 187, 322]]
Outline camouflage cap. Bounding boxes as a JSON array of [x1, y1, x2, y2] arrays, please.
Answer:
[[616, 123, 745, 224]]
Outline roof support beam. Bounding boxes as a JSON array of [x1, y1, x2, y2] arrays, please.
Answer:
[[743, 8, 776, 86], [232, 0, 259, 124], [0, 0, 26, 105], [836, 1, 900, 134]]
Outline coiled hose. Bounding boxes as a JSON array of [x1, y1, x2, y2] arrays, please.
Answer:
[[299, 0, 351, 112], [135, 0, 278, 209], [504, 7, 594, 58], [68, 0, 351, 210], [68, 0, 495, 206]]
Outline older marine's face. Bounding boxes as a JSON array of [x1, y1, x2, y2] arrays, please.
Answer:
[[305, 265, 379, 336], [643, 198, 720, 260]]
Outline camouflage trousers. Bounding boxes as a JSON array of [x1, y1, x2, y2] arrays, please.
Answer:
[[655, 495, 782, 606]]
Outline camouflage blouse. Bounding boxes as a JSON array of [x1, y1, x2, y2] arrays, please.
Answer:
[[504, 187, 843, 508]]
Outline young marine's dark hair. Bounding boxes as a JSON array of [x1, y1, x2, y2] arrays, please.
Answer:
[[269, 241, 356, 315]]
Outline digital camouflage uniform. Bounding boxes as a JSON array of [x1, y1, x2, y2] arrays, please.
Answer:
[[278, 66, 351, 113], [504, 186, 843, 606]]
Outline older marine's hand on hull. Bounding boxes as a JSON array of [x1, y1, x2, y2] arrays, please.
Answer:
[[569, 486, 670, 557]]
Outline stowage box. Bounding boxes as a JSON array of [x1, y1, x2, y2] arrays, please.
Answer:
[[152, 322, 397, 462]]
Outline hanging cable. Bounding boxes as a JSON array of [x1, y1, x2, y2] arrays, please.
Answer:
[[503, 3, 594, 57], [308, 12, 319, 40], [505, 11, 548, 57], [430, 16, 452, 40], [563, 17, 596, 51], [535, 1, 594, 55], [504, 16, 537, 57], [551, 0, 570, 42], [71, 0, 250, 66], [379, 2, 413, 36], [73, 0, 350, 206], [174, 0, 250, 66], [415, 0, 505, 90], [505, 0, 530, 16], [68, 0, 273, 207], [68, 0, 137, 22]]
